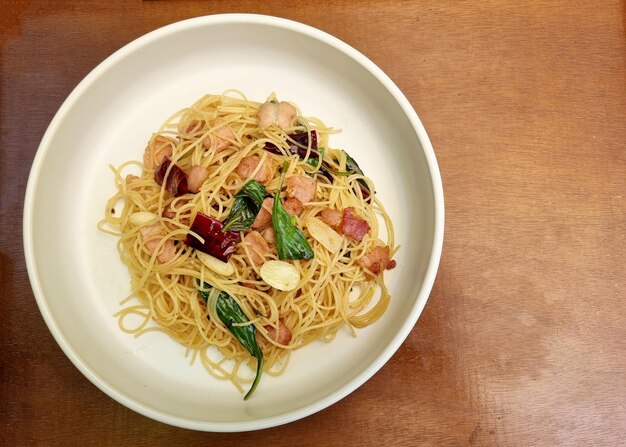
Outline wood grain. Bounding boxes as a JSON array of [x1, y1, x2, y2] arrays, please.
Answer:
[[1, 1, 624, 445]]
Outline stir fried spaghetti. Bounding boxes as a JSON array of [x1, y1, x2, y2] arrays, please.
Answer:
[[99, 90, 397, 398]]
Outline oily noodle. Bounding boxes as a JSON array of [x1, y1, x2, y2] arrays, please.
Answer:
[[98, 90, 397, 393]]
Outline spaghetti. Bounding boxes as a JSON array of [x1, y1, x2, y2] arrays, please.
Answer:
[[99, 91, 397, 398]]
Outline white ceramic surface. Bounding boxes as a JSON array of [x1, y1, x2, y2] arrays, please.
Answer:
[[23, 14, 444, 431]]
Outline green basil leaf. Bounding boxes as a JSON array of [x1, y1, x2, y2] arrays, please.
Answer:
[[344, 150, 365, 176], [306, 147, 325, 168], [272, 163, 314, 260], [342, 150, 372, 197], [223, 180, 266, 232], [197, 281, 264, 400]]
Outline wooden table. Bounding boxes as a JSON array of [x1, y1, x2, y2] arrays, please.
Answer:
[[2, 1, 624, 445]]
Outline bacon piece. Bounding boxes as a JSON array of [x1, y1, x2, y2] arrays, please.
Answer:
[[286, 175, 316, 204], [264, 319, 292, 345], [162, 199, 190, 226], [258, 102, 297, 130], [164, 200, 188, 218], [143, 135, 174, 170], [251, 197, 274, 230], [140, 224, 176, 263], [161, 205, 177, 232], [184, 120, 204, 134], [187, 165, 209, 193], [339, 207, 370, 241], [154, 239, 176, 263], [320, 209, 342, 229], [240, 230, 270, 265], [358, 246, 391, 276], [236, 155, 275, 184], [140, 224, 161, 242], [283, 197, 303, 216], [261, 226, 276, 246], [162, 205, 176, 220], [202, 119, 236, 152], [125, 174, 140, 186]]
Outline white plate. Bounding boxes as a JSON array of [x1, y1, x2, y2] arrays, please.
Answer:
[[23, 14, 444, 431]]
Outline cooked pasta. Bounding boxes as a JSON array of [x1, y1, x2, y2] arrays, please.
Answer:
[[99, 90, 398, 398]]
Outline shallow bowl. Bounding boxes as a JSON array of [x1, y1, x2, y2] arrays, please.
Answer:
[[24, 14, 444, 431]]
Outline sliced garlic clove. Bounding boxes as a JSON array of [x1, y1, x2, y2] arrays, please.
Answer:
[[197, 252, 235, 276], [260, 260, 301, 291], [306, 216, 343, 253], [129, 211, 158, 226]]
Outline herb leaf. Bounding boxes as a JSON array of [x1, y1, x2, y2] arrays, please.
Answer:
[[264, 130, 371, 199], [307, 147, 325, 168], [344, 151, 364, 176], [342, 150, 372, 198], [223, 180, 267, 232], [272, 163, 314, 260], [197, 282, 264, 400]]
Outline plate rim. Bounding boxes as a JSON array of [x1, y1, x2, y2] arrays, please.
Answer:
[[22, 13, 444, 432]]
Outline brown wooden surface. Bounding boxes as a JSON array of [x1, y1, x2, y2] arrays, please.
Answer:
[[1, 1, 625, 445]]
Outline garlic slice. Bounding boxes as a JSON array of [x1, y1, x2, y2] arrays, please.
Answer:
[[306, 216, 343, 253], [197, 252, 235, 276], [129, 211, 158, 226], [260, 260, 301, 291]]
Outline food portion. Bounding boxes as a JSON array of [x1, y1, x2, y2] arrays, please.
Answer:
[[100, 91, 397, 399]]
